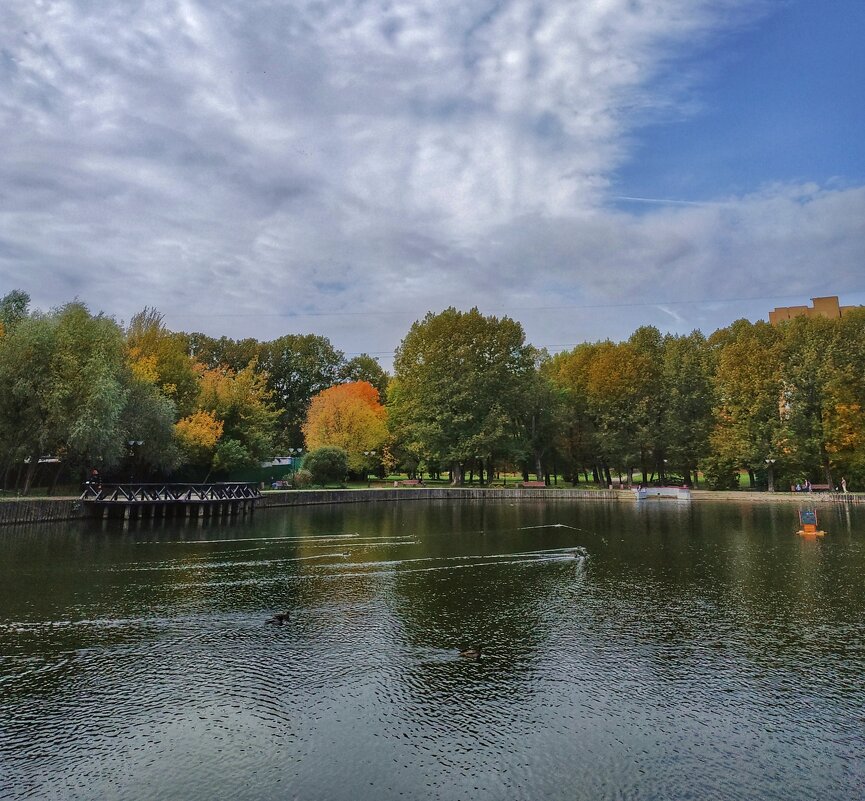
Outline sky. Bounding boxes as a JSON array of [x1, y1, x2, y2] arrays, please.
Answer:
[[2, 0, 864, 367]]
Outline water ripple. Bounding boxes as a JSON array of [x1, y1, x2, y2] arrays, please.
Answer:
[[1, 503, 863, 801]]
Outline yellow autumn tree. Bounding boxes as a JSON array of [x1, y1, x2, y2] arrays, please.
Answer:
[[302, 381, 388, 472], [175, 410, 224, 466], [126, 308, 200, 416]]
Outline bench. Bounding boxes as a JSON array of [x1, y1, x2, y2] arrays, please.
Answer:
[[809, 484, 832, 492], [519, 481, 547, 488], [394, 479, 423, 487]]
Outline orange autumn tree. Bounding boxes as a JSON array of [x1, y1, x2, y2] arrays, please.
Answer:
[[302, 381, 388, 472]]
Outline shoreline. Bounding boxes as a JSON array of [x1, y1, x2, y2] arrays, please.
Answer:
[[0, 486, 859, 528]]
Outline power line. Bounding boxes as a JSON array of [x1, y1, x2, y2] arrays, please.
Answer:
[[165, 290, 864, 320]]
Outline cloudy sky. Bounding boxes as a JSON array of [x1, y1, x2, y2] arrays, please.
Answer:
[[2, 0, 864, 365]]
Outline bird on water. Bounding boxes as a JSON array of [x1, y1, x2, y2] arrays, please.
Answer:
[[266, 612, 290, 626], [458, 646, 482, 660]]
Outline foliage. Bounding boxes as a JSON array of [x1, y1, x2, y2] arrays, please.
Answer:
[[195, 360, 279, 471], [389, 308, 535, 484], [547, 344, 598, 481], [661, 331, 713, 484], [127, 308, 199, 417], [708, 320, 784, 484], [184, 333, 262, 373], [701, 453, 740, 490], [258, 334, 345, 448], [175, 410, 224, 466], [517, 356, 564, 480], [4, 289, 865, 493], [302, 381, 388, 472], [119, 377, 182, 473], [213, 439, 254, 473], [291, 468, 313, 488], [0, 303, 131, 491], [0, 290, 30, 337], [340, 354, 389, 400], [303, 446, 349, 485]]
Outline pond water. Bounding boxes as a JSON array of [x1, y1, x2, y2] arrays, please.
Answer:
[[1, 499, 864, 800]]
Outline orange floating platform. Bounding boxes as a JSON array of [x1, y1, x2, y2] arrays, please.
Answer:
[[797, 509, 826, 537]]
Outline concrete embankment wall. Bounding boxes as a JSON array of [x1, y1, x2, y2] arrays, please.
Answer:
[[0, 497, 84, 527], [0, 489, 622, 527], [689, 490, 862, 505], [1, 487, 861, 527], [259, 487, 622, 509]]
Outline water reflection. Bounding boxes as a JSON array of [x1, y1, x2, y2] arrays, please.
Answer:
[[1, 500, 863, 800]]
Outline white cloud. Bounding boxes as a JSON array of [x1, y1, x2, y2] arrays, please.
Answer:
[[0, 0, 862, 365]]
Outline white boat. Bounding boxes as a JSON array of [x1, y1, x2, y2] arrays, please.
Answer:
[[634, 486, 691, 501]]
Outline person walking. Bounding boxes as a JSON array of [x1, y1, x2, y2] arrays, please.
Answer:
[[841, 477, 848, 493], [86, 467, 102, 493]]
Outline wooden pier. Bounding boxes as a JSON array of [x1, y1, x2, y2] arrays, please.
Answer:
[[80, 482, 261, 521]]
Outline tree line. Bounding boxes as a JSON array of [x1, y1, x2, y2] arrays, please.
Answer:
[[1, 290, 863, 493]]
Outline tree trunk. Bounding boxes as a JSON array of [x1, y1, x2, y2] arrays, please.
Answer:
[[451, 462, 463, 486], [534, 453, 543, 481], [821, 446, 833, 488], [22, 453, 39, 495], [48, 461, 65, 495], [748, 468, 756, 488]]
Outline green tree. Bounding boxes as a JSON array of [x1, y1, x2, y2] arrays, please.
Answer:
[[303, 446, 349, 485], [0, 312, 59, 489], [627, 326, 666, 482], [821, 309, 865, 483], [184, 332, 262, 373], [119, 377, 181, 475], [547, 344, 599, 484], [777, 314, 845, 486], [258, 334, 345, 448], [389, 308, 534, 484], [584, 340, 653, 485], [708, 320, 784, 488], [517, 355, 564, 482], [196, 360, 279, 474], [661, 332, 713, 486], [0, 303, 130, 492], [340, 354, 389, 400], [0, 290, 30, 336]]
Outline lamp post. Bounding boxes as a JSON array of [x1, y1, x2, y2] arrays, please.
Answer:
[[363, 450, 376, 487], [765, 458, 776, 493], [127, 440, 144, 484], [288, 448, 303, 482]]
